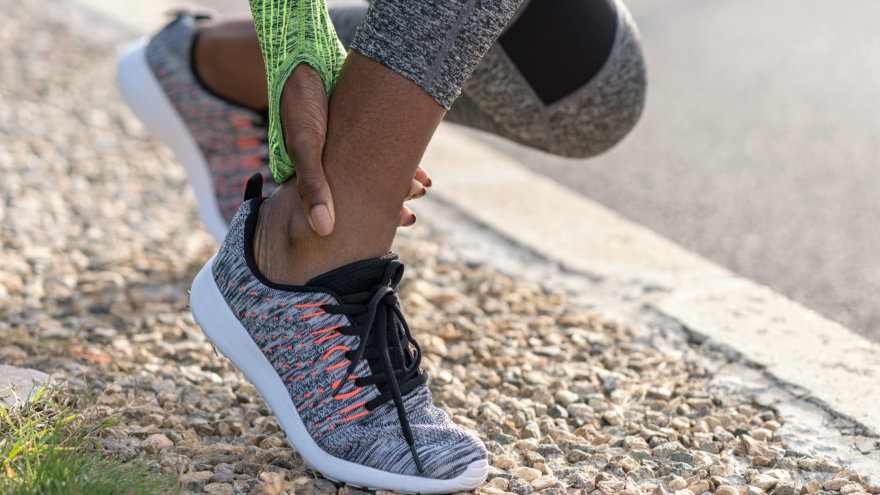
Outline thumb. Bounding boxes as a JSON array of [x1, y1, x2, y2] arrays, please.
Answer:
[[291, 141, 335, 236]]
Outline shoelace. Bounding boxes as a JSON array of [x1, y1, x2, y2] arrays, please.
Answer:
[[322, 260, 428, 473]]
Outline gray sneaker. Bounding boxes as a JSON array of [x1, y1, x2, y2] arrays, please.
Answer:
[[189, 176, 489, 493], [117, 13, 275, 242]]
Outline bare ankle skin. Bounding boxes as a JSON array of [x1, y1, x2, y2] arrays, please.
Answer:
[[253, 52, 445, 285]]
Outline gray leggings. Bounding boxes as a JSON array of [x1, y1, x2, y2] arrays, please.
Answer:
[[333, 0, 646, 158]]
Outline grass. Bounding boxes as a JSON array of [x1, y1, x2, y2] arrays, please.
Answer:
[[0, 382, 173, 495]]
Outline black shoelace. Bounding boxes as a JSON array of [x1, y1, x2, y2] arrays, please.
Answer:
[[322, 260, 428, 473]]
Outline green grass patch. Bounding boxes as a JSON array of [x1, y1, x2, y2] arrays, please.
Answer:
[[0, 382, 172, 495]]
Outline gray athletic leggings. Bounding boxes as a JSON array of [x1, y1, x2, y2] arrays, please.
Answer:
[[333, 0, 646, 158]]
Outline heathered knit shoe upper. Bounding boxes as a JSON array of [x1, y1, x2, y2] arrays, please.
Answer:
[[145, 14, 275, 221], [207, 196, 487, 480]]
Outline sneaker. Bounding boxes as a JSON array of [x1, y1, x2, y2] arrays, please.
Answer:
[[117, 13, 275, 242], [188, 176, 489, 493]]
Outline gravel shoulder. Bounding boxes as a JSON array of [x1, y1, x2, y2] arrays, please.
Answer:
[[0, 1, 878, 494]]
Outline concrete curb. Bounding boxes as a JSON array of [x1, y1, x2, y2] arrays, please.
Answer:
[[422, 125, 880, 435]]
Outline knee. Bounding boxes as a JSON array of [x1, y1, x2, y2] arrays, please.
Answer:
[[545, 4, 647, 159]]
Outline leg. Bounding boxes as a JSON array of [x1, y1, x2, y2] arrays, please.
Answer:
[[192, 0, 646, 160], [252, 0, 524, 284]]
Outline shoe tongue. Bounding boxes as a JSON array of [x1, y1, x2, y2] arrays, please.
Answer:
[[306, 253, 398, 295]]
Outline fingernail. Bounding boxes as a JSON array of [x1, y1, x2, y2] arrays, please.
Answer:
[[310, 204, 333, 236], [404, 213, 416, 226], [414, 187, 427, 198], [425, 178, 433, 188]]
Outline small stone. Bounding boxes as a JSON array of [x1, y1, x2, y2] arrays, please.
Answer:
[[673, 490, 695, 495], [647, 387, 672, 401], [824, 480, 850, 491], [522, 422, 542, 440], [555, 390, 579, 407], [715, 486, 739, 495], [747, 487, 765, 495], [548, 404, 569, 419], [749, 428, 773, 441], [259, 436, 282, 449], [180, 471, 213, 491], [490, 477, 510, 490], [514, 467, 542, 482], [751, 474, 778, 490], [495, 455, 516, 470], [866, 484, 880, 494], [803, 480, 821, 494], [817, 459, 842, 473], [599, 479, 626, 493], [508, 477, 534, 495], [700, 441, 720, 454], [204, 482, 234, 495], [140, 433, 173, 454], [688, 481, 710, 494], [841, 485, 865, 495], [752, 456, 772, 467], [776, 485, 797, 495], [667, 477, 687, 491], [709, 463, 730, 476], [532, 475, 558, 490], [670, 452, 695, 465]]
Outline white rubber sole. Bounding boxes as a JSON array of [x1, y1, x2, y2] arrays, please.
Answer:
[[190, 258, 488, 494], [116, 39, 227, 243]]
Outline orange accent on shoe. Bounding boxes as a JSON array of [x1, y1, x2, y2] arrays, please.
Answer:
[[294, 303, 324, 308], [287, 346, 292, 350], [322, 346, 349, 361], [329, 424, 335, 429], [301, 311, 326, 319], [315, 332, 341, 344], [251, 291, 256, 295], [310, 325, 341, 336], [339, 401, 366, 414], [279, 302, 285, 306], [341, 410, 369, 422], [325, 360, 350, 371], [264, 297, 270, 302], [305, 393, 310, 398]]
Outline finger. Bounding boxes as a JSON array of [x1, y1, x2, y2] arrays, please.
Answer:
[[289, 134, 334, 236], [398, 205, 416, 227], [281, 65, 334, 236], [406, 179, 427, 201], [414, 165, 432, 188]]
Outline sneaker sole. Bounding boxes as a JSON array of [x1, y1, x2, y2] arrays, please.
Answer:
[[190, 258, 489, 493], [116, 39, 228, 243]]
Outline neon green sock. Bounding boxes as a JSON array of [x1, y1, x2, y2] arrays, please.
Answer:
[[249, 0, 347, 183]]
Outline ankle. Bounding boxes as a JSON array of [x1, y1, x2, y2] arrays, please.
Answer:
[[251, 183, 397, 286]]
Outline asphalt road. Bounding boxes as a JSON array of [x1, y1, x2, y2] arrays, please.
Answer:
[[487, 0, 880, 341], [77, 0, 880, 341]]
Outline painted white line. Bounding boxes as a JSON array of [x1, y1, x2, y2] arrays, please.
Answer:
[[423, 124, 880, 433]]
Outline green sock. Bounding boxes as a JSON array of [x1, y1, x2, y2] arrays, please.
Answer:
[[249, 0, 347, 183]]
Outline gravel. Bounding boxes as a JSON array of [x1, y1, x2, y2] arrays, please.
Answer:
[[0, 1, 877, 494]]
